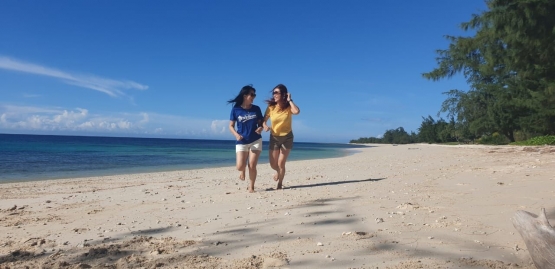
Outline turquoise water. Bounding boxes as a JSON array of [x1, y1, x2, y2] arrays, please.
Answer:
[[0, 134, 366, 183]]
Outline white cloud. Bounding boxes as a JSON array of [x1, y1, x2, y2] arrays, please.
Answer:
[[139, 113, 149, 124], [53, 108, 88, 123], [0, 104, 230, 139], [0, 56, 148, 97], [211, 120, 228, 134]]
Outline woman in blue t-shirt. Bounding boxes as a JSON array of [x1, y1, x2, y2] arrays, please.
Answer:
[[228, 85, 263, 193]]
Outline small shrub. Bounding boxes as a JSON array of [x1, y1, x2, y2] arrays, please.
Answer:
[[511, 135, 555, 146]]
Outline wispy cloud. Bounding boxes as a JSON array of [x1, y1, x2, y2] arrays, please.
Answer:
[[0, 56, 148, 97], [23, 93, 41, 98]]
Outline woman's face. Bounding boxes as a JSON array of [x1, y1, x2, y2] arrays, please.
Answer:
[[272, 88, 282, 102], [243, 90, 256, 103]]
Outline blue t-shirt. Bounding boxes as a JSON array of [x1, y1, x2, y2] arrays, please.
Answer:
[[230, 105, 263, 144]]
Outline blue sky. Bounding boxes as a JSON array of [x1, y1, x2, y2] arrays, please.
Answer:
[[0, 1, 487, 143]]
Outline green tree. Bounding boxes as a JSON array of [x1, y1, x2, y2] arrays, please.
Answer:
[[424, 0, 555, 141], [418, 116, 438, 143], [351, 127, 416, 144], [386, 127, 412, 144]]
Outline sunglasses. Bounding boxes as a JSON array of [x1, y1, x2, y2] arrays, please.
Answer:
[[247, 93, 256, 97], [273, 91, 281, 95]]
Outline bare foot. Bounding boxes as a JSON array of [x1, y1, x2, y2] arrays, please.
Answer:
[[273, 174, 278, 181], [248, 187, 255, 193], [239, 171, 245, 181], [276, 183, 283, 190]]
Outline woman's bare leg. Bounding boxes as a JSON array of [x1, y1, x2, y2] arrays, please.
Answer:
[[247, 150, 261, 192], [269, 149, 280, 181], [236, 151, 249, 181], [276, 148, 291, 190]]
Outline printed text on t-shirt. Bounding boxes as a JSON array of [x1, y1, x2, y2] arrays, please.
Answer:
[[237, 114, 257, 123]]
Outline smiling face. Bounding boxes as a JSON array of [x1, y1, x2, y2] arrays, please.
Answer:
[[272, 88, 282, 102]]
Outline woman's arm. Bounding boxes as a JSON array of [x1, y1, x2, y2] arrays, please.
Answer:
[[287, 93, 300, 114], [262, 106, 271, 132], [262, 114, 271, 132], [255, 121, 263, 134], [255, 107, 264, 134], [229, 120, 242, 141]]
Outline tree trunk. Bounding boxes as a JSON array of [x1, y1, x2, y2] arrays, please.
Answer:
[[505, 130, 515, 142], [512, 208, 555, 269]]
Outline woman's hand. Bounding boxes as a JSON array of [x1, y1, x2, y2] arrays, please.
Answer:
[[255, 126, 263, 134], [234, 133, 243, 141], [287, 93, 300, 114], [263, 123, 270, 132]]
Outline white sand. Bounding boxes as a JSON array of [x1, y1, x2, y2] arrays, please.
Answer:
[[1, 144, 554, 268]]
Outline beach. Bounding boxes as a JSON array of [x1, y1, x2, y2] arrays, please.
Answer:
[[1, 144, 553, 269]]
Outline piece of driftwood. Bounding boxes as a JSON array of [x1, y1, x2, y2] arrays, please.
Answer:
[[512, 208, 555, 269]]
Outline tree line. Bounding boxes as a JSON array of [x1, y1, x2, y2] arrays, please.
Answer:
[[352, 0, 555, 145]]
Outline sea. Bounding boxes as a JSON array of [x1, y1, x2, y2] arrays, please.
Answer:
[[0, 133, 366, 183]]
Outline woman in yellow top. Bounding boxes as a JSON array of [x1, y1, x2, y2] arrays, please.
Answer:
[[262, 84, 300, 190]]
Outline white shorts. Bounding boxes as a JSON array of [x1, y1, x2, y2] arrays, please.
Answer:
[[236, 138, 263, 152]]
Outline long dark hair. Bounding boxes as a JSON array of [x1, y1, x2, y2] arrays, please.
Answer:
[[228, 84, 256, 107], [265, 84, 289, 111]]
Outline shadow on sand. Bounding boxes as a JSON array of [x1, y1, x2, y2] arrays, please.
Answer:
[[281, 177, 386, 190]]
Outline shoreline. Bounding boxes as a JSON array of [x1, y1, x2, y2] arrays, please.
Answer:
[[0, 149, 360, 185], [1, 144, 553, 268]]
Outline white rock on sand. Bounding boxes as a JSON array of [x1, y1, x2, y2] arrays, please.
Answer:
[[1, 143, 553, 268]]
